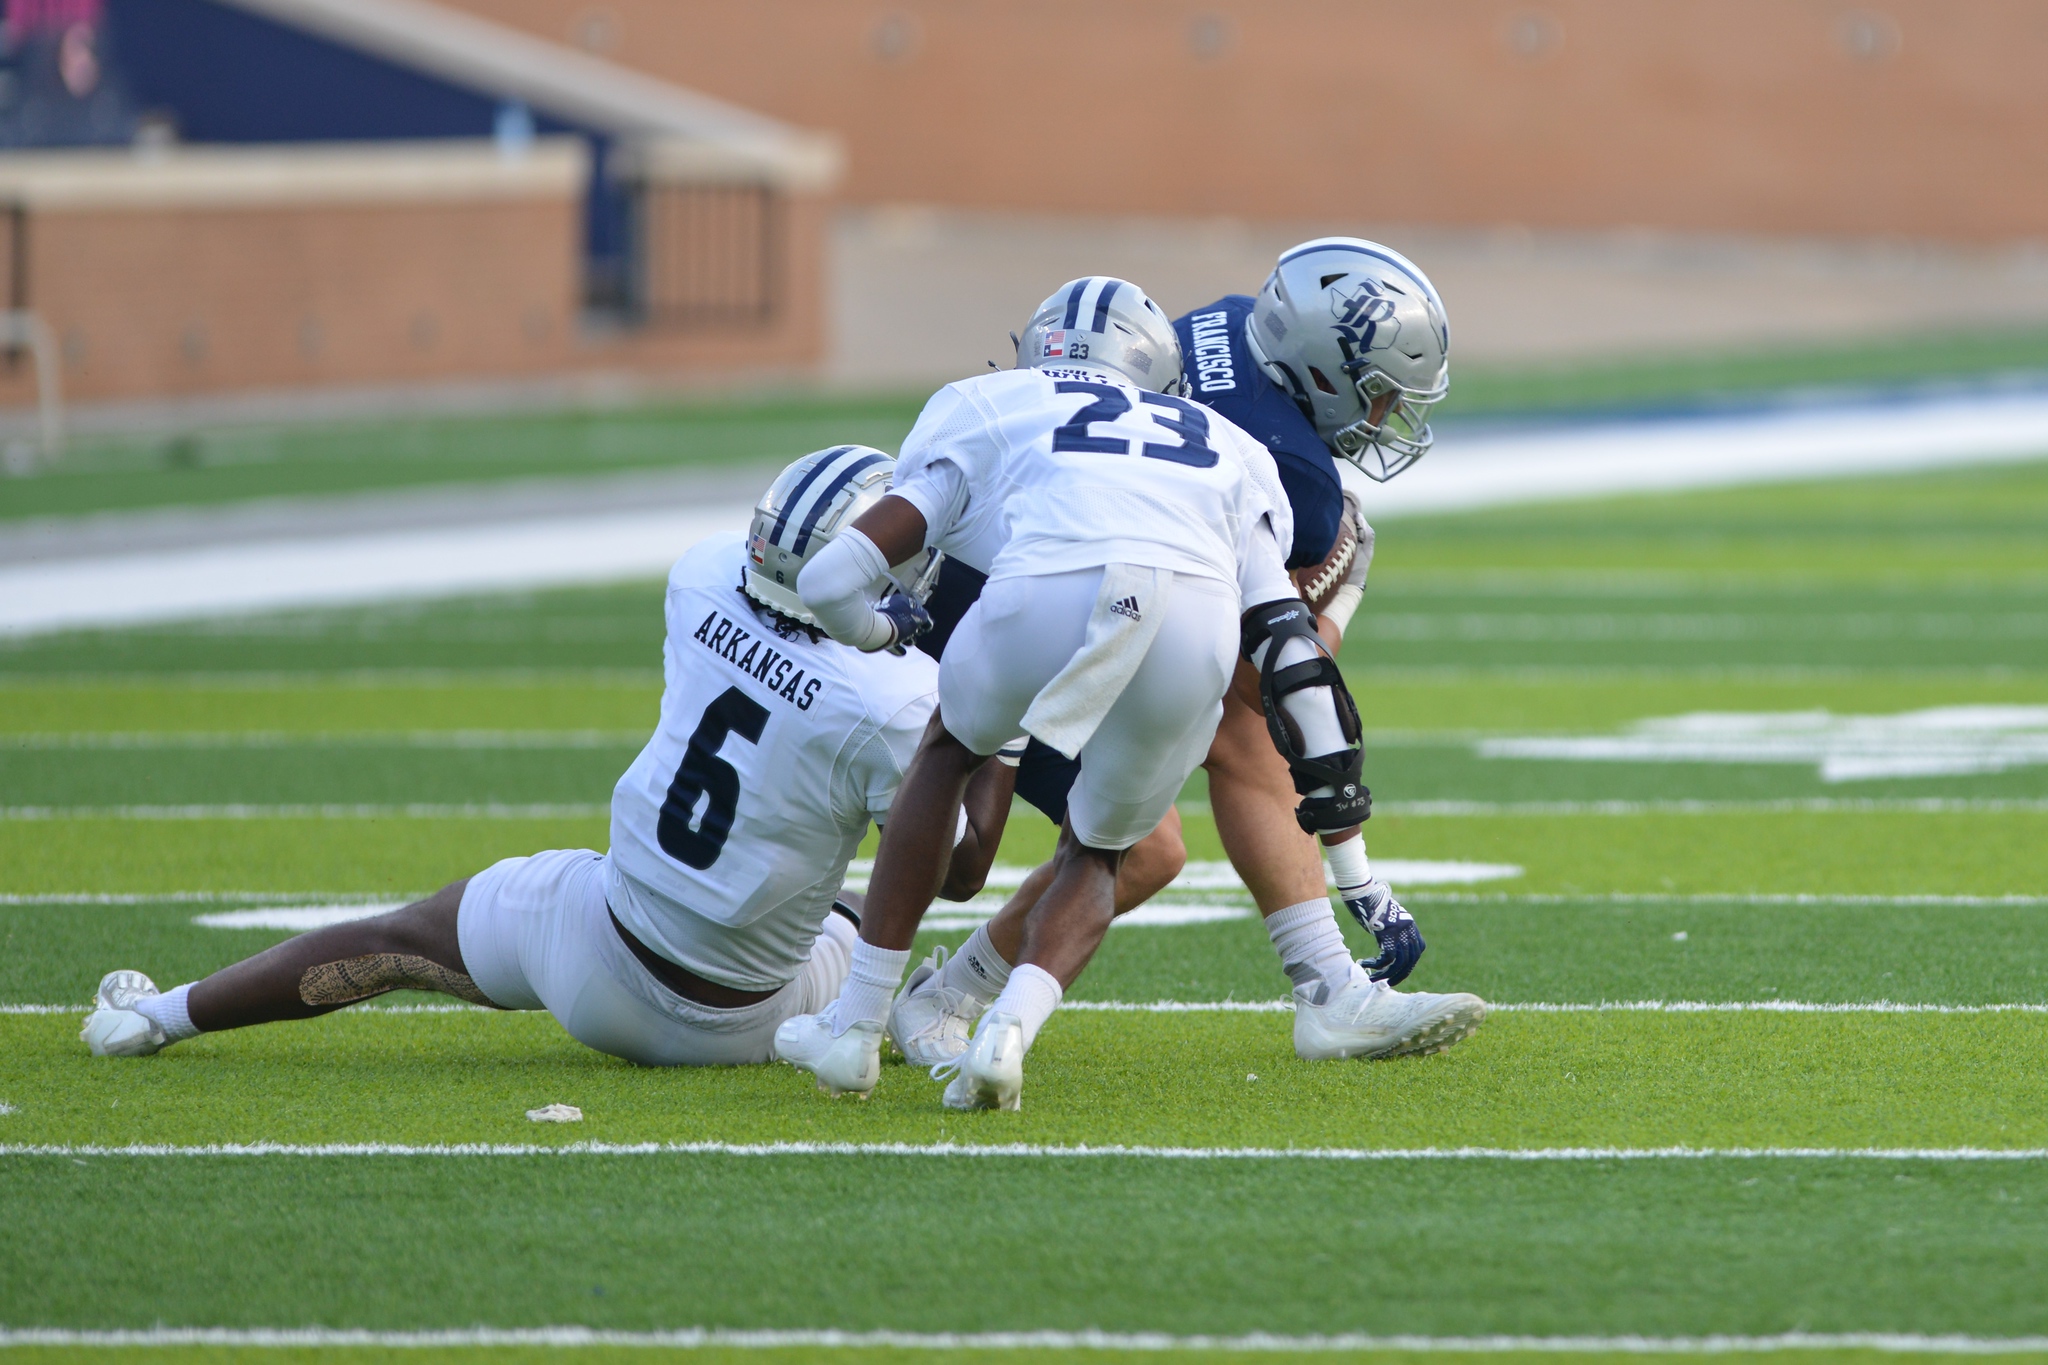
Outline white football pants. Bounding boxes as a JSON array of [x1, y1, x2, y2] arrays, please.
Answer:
[[457, 848, 854, 1066], [938, 566, 1238, 850]]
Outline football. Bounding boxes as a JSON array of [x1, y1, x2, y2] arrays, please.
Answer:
[[1291, 512, 1358, 615]]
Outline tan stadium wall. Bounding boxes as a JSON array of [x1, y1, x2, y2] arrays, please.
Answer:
[[14, 194, 578, 405], [0, 140, 831, 410], [448, 0, 2048, 241]]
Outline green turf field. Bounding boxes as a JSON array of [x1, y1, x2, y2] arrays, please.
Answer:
[[3, 459, 2046, 1362]]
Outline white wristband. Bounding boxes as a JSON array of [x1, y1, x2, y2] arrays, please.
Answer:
[[1320, 583, 1364, 639]]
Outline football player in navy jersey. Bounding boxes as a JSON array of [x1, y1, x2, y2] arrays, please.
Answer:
[[887, 249, 1485, 1069], [1159, 238, 1455, 1028]]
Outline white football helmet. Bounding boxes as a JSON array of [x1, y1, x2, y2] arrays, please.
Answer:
[[744, 445, 940, 625], [1249, 238, 1450, 481], [1015, 276, 1188, 394]]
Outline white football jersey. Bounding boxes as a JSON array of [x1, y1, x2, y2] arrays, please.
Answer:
[[607, 534, 939, 991], [891, 365, 1295, 596]]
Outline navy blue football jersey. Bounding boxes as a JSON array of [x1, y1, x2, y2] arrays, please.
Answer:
[[1174, 296, 1343, 570]]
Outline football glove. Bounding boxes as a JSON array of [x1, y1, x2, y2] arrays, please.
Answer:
[[877, 592, 934, 656], [1343, 877, 1424, 987]]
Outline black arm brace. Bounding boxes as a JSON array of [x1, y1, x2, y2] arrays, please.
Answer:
[[1239, 599, 1371, 833]]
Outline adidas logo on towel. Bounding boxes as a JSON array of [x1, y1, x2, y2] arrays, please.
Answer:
[[1109, 595, 1143, 622]]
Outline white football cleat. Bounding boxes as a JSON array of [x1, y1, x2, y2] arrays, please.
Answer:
[[773, 1011, 882, 1098], [938, 1011, 1025, 1112], [80, 970, 169, 1058], [1293, 971, 1486, 1061], [887, 946, 983, 1068]]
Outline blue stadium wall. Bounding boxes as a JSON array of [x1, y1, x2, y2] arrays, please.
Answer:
[[1, 0, 626, 303]]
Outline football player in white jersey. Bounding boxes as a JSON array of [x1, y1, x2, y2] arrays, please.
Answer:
[[79, 449, 1016, 1067], [776, 277, 1461, 1109]]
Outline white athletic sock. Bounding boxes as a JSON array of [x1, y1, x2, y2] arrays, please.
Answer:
[[134, 982, 202, 1042], [830, 941, 909, 1036], [943, 924, 1012, 1005], [986, 963, 1063, 1052], [1264, 899, 1355, 1001], [1324, 836, 1373, 901]]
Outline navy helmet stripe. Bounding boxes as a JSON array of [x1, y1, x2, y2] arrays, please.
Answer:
[[790, 452, 888, 556], [1089, 278, 1121, 333], [768, 445, 856, 547], [1060, 279, 1089, 330]]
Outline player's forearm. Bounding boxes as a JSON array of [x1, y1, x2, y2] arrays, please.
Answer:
[[798, 529, 897, 651], [941, 758, 1018, 901]]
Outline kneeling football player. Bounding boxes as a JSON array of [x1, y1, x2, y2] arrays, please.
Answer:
[[80, 449, 1015, 1066]]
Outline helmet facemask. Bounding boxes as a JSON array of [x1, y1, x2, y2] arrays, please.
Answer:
[[1330, 363, 1446, 483], [886, 545, 944, 608]]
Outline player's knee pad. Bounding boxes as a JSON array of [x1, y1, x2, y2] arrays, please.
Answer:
[[1239, 599, 1370, 832], [298, 953, 493, 1008]]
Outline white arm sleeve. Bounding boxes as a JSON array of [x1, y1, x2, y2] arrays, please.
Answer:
[[1240, 515, 1349, 781], [798, 528, 895, 652]]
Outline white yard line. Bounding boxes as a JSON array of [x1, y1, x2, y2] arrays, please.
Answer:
[[4, 1142, 2046, 1161], [0, 804, 611, 821], [1405, 892, 2048, 906], [4, 1327, 2048, 1354], [5, 890, 2042, 909], [6, 798, 2048, 821], [1379, 799, 2048, 816], [9, 1000, 2045, 1016]]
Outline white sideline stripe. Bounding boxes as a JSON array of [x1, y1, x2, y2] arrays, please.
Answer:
[[0, 803, 610, 821], [12, 389, 2048, 638], [5, 1142, 2047, 1161], [0, 501, 753, 637], [12, 999, 2047, 1017], [1383, 798, 2048, 816], [5, 1328, 2048, 1355], [192, 904, 404, 930]]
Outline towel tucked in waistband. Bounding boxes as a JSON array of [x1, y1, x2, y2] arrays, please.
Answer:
[[1020, 563, 1172, 760]]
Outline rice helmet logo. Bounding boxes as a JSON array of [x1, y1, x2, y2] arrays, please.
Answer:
[[1330, 280, 1399, 356]]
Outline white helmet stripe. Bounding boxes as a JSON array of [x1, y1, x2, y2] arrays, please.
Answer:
[[1059, 278, 1091, 330]]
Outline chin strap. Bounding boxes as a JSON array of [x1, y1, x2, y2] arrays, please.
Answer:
[[1239, 599, 1371, 834]]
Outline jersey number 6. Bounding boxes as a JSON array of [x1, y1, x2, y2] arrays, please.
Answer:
[[1050, 381, 1219, 467], [658, 686, 770, 869]]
